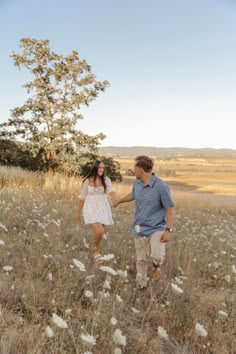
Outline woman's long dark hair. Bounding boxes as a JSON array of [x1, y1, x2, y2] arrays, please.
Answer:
[[83, 160, 106, 192]]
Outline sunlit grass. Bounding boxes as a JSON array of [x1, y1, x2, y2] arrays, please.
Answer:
[[0, 166, 236, 353]]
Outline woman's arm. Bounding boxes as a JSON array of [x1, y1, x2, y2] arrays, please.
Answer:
[[105, 176, 118, 205], [77, 179, 88, 223], [108, 191, 118, 205], [77, 199, 85, 223]]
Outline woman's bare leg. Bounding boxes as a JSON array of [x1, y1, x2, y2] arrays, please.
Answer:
[[90, 223, 105, 256]]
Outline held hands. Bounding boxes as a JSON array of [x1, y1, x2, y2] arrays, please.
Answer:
[[112, 198, 120, 208]]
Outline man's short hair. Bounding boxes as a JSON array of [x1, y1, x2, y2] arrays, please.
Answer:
[[135, 155, 154, 172]]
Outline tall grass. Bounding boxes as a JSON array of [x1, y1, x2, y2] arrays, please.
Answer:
[[0, 166, 236, 353]]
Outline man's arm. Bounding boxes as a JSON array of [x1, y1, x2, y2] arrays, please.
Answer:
[[113, 193, 134, 207], [160, 207, 174, 243], [165, 207, 173, 230]]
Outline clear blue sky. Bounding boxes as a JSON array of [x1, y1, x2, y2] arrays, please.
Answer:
[[1, 0, 236, 149]]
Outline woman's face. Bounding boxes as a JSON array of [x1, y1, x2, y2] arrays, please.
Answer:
[[98, 162, 105, 176]]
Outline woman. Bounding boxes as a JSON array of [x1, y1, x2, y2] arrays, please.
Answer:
[[77, 160, 117, 262]]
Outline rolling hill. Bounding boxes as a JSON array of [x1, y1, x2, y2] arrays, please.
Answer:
[[99, 146, 236, 158]]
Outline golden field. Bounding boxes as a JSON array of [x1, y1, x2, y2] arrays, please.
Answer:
[[117, 155, 236, 196], [0, 164, 236, 353]]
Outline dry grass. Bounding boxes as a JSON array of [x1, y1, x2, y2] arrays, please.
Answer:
[[117, 156, 236, 196], [0, 167, 236, 353]]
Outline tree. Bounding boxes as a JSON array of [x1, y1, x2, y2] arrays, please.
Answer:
[[0, 38, 109, 173], [0, 139, 45, 171], [125, 168, 135, 176]]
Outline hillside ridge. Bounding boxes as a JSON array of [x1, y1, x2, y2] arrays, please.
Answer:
[[99, 146, 236, 158]]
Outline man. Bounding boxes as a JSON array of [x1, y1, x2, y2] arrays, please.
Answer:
[[114, 155, 174, 289]]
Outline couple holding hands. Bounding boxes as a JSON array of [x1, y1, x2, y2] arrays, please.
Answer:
[[77, 156, 174, 289]]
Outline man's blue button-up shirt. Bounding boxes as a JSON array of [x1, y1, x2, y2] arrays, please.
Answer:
[[131, 174, 174, 237]]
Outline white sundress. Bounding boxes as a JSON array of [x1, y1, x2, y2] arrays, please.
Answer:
[[80, 176, 114, 225]]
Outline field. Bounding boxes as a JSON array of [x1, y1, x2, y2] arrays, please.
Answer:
[[0, 162, 236, 354], [117, 155, 236, 196]]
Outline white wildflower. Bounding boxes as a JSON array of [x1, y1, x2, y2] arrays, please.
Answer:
[[224, 275, 231, 283], [73, 258, 86, 272], [100, 253, 115, 261], [103, 291, 110, 298], [158, 326, 169, 339], [195, 323, 208, 337], [178, 266, 185, 274], [112, 328, 126, 346], [135, 225, 141, 233], [232, 265, 236, 274], [45, 326, 54, 338], [47, 273, 53, 281], [3, 266, 13, 272], [171, 283, 183, 295], [110, 317, 118, 325], [83, 238, 90, 249], [117, 270, 128, 279], [174, 276, 183, 285], [116, 294, 123, 303], [85, 290, 93, 298], [103, 233, 108, 240], [65, 309, 72, 315], [221, 250, 227, 255], [52, 313, 68, 329], [131, 307, 140, 314], [80, 333, 96, 346], [114, 348, 122, 354], [0, 240, 5, 245], [0, 223, 8, 232], [213, 262, 219, 269], [218, 310, 228, 318], [103, 279, 111, 290], [99, 266, 117, 276], [52, 219, 60, 227]]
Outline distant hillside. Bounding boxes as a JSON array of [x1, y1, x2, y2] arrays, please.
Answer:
[[99, 146, 236, 158]]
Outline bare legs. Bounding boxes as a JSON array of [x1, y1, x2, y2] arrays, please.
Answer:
[[90, 223, 105, 256]]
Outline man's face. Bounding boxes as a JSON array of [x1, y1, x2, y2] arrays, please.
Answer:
[[134, 164, 143, 179]]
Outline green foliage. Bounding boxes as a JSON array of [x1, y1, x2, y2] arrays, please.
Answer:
[[0, 38, 109, 173], [0, 139, 45, 171], [125, 168, 135, 176], [80, 156, 122, 182]]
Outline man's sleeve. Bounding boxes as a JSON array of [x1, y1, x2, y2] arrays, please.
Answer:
[[160, 184, 174, 209], [131, 182, 135, 199]]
